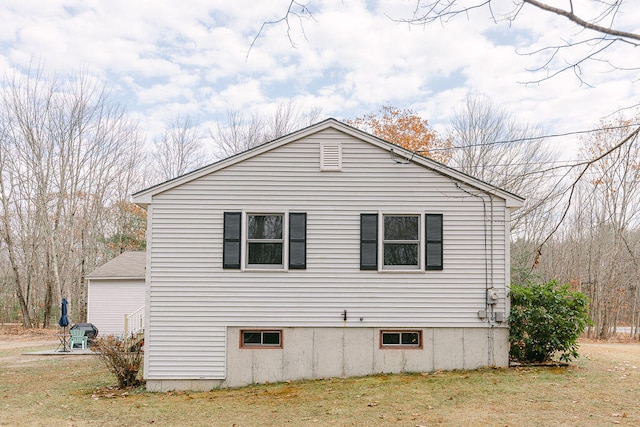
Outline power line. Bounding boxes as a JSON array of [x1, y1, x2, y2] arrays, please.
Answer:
[[423, 122, 640, 153]]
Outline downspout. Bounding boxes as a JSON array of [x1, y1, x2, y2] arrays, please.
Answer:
[[455, 183, 496, 366]]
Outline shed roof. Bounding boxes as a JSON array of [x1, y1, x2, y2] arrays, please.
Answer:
[[86, 251, 146, 280]]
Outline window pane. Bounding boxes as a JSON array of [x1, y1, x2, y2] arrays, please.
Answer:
[[384, 244, 418, 266], [243, 332, 261, 345], [248, 215, 282, 239], [384, 216, 419, 240], [262, 332, 281, 346], [248, 243, 283, 265], [401, 332, 420, 346], [382, 332, 400, 345]]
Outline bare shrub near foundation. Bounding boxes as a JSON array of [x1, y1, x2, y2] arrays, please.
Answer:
[[92, 336, 143, 388]]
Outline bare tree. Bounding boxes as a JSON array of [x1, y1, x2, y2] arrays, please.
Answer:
[[211, 109, 268, 159], [449, 93, 561, 284], [153, 115, 207, 182], [451, 94, 544, 189], [575, 115, 640, 338], [0, 65, 144, 327], [531, 113, 640, 337], [450, 94, 558, 229], [265, 99, 321, 141], [211, 101, 321, 159]]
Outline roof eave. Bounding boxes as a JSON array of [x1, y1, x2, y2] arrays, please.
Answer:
[[331, 122, 526, 209], [132, 118, 341, 205], [132, 118, 526, 209]]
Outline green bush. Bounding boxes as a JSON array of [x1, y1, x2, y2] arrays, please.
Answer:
[[509, 280, 590, 363]]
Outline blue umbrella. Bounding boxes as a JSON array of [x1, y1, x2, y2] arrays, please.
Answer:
[[58, 298, 69, 327], [58, 298, 70, 352]]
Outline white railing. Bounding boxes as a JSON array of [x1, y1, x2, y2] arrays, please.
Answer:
[[124, 305, 145, 337]]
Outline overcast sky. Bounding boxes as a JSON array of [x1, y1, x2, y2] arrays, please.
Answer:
[[1, 0, 638, 160]]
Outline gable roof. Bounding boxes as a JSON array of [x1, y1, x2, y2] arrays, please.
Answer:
[[86, 251, 146, 280], [133, 118, 524, 208]]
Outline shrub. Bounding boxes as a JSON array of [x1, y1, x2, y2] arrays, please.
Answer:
[[92, 335, 144, 388], [509, 280, 590, 363]]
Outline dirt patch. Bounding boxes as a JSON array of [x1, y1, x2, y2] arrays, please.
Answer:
[[0, 324, 58, 350], [0, 324, 58, 339]]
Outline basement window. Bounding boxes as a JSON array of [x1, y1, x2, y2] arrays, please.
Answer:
[[241, 330, 282, 348], [380, 330, 422, 349]]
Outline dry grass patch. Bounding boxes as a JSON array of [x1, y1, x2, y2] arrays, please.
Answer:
[[0, 338, 638, 426]]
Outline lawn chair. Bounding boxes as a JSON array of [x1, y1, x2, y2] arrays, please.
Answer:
[[68, 328, 88, 350]]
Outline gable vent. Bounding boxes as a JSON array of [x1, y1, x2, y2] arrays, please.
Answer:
[[320, 143, 342, 171]]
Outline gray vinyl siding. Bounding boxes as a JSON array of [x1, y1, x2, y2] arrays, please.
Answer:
[[145, 128, 510, 380]]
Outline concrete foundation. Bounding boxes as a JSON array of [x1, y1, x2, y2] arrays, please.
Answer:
[[146, 326, 508, 391]]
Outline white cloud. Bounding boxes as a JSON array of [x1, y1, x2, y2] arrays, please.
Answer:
[[0, 0, 637, 156]]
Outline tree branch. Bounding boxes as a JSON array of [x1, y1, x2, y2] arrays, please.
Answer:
[[518, 37, 618, 86], [524, 0, 640, 42], [247, 1, 314, 60], [532, 125, 640, 269]]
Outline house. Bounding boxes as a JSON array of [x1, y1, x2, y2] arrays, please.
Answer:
[[132, 118, 523, 391], [86, 251, 146, 337]]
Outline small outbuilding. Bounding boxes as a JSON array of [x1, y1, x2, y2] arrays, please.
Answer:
[[86, 251, 146, 337]]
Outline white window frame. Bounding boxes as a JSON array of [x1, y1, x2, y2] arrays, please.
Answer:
[[380, 213, 422, 271], [244, 212, 288, 270]]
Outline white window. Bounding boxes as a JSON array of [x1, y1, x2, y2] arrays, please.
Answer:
[[223, 212, 307, 270], [247, 214, 284, 267], [360, 213, 443, 271], [383, 215, 420, 269]]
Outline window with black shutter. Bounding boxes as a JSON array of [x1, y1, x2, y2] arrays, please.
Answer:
[[223, 212, 307, 270], [360, 213, 443, 272]]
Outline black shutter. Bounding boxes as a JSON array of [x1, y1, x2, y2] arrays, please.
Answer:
[[425, 214, 443, 270], [289, 213, 307, 269], [223, 212, 241, 269], [360, 214, 378, 270]]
